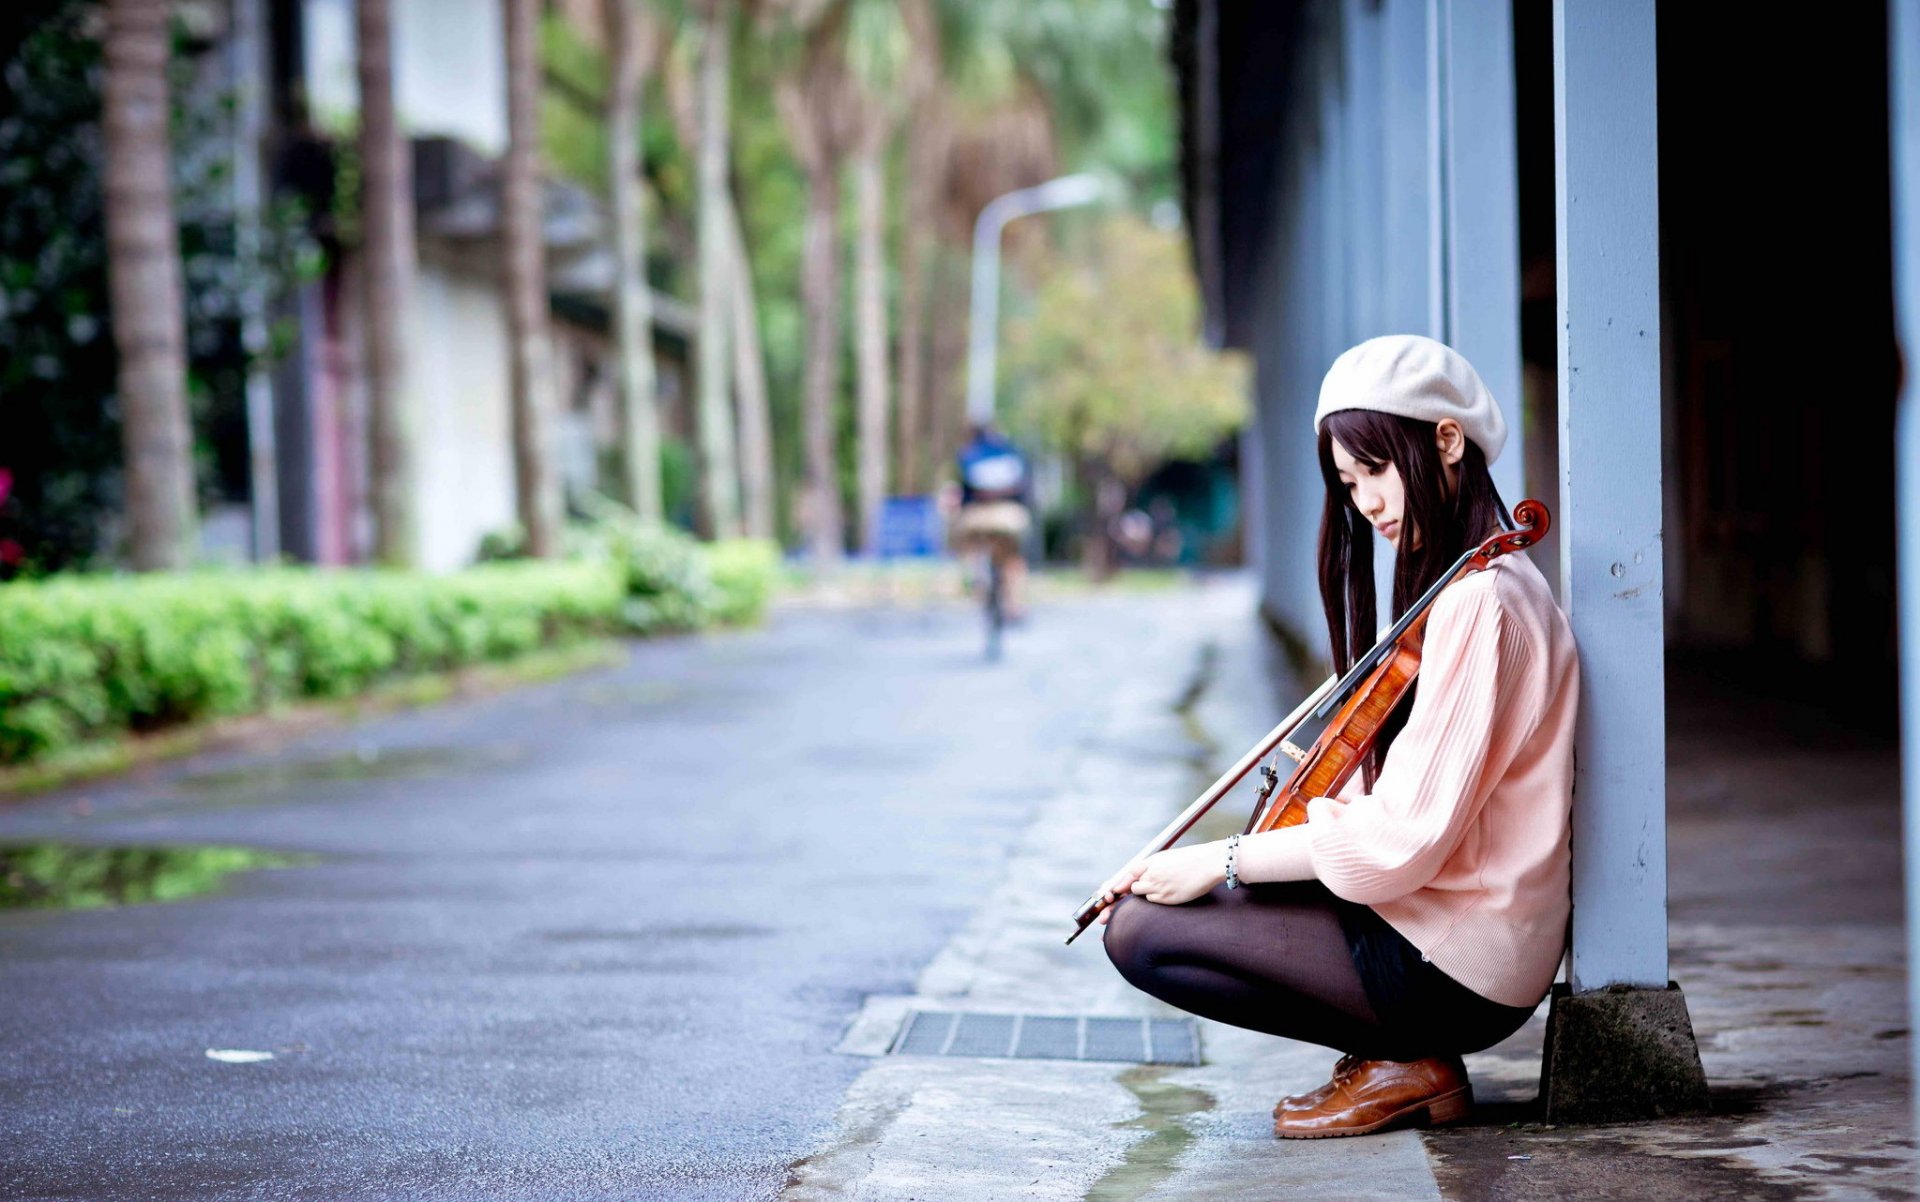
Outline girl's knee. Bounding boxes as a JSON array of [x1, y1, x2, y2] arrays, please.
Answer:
[[1101, 895, 1154, 975]]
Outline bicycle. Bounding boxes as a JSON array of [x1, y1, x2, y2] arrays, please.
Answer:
[[956, 529, 1017, 662], [982, 545, 1007, 662], [949, 500, 1027, 663]]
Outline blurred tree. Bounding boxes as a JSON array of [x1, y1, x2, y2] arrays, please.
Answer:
[[0, 7, 125, 573], [1000, 216, 1246, 572], [605, 0, 665, 523], [890, 0, 941, 495], [503, 0, 565, 557], [974, 0, 1176, 198], [0, 0, 313, 576], [693, 0, 742, 537], [772, 0, 861, 562], [901, 0, 1175, 487], [907, 0, 1060, 482], [531, 0, 1178, 558], [725, 186, 777, 539], [357, 0, 420, 566], [661, 37, 775, 540], [725, 24, 807, 545], [844, 0, 912, 553], [102, 0, 194, 570]]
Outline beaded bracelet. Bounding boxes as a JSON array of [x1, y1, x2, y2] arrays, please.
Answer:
[[1225, 833, 1242, 890]]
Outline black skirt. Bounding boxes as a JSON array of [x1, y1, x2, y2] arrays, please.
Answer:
[[1332, 895, 1542, 1060]]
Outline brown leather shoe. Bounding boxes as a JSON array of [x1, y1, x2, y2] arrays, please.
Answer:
[[1271, 1053, 1364, 1118], [1272, 1054, 1471, 1139]]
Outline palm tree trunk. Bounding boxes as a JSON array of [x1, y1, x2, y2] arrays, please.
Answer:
[[502, 0, 564, 556], [893, 0, 940, 495], [694, 0, 741, 538], [928, 247, 971, 484], [606, 0, 662, 523], [357, 0, 419, 566], [894, 184, 929, 494], [724, 193, 776, 540], [800, 165, 845, 561], [102, 0, 195, 570], [851, 139, 888, 554]]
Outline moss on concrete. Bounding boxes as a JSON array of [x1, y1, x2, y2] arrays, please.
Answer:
[[1539, 981, 1711, 1124]]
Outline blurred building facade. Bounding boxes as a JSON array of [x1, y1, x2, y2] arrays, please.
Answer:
[[218, 0, 694, 571], [1173, 0, 1897, 704]]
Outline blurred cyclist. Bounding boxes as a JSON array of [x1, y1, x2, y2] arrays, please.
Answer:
[[948, 420, 1033, 622]]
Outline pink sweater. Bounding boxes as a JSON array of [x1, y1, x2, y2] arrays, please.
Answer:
[[1304, 552, 1579, 1009]]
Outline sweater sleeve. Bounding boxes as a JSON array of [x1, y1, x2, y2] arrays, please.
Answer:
[[1304, 579, 1535, 905]]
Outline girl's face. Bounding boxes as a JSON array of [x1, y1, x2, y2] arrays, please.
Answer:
[[1329, 437, 1407, 548], [1327, 417, 1466, 550]]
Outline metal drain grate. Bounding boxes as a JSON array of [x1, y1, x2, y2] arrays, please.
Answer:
[[888, 1010, 1200, 1065]]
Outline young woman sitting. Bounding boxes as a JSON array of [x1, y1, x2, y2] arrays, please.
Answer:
[[1097, 333, 1579, 1139]]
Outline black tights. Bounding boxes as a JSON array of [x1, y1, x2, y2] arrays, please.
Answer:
[[1102, 881, 1531, 1062]]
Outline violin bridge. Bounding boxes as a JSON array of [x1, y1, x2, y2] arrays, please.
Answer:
[[1280, 740, 1308, 764]]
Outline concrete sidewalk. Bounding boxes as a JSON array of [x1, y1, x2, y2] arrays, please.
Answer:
[[784, 575, 1914, 1201]]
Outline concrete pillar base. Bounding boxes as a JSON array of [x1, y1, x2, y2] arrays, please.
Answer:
[[1538, 981, 1709, 1123]]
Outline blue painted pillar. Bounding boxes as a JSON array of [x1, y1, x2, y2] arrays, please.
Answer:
[[1888, 0, 1920, 1133], [1553, 0, 1668, 992], [1425, 0, 1448, 340], [1440, 0, 1526, 505], [1317, 1, 1350, 368], [1369, 0, 1438, 612], [1382, 0, 1436, 337], [1342, 0, 1386, 340], [1274, 6, 1340, 640]]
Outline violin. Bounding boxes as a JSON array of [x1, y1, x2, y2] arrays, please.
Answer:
[[1065, 499, 1552, 944]]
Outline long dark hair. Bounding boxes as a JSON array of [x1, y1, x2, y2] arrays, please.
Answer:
[[1315, 409, 1511, 784]]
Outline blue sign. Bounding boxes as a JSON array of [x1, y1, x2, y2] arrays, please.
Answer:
[[876, 495, 944, 559]]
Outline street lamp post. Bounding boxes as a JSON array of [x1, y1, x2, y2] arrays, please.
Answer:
[[964, 173, 1109, 426]]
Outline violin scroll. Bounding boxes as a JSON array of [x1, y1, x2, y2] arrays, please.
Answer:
[[1465, 498, 1551, 571]]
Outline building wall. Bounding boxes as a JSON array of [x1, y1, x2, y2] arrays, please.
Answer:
[[411, 252, 517, 572], [1237, 0, 1525, 662], [301, 0, 507, 153], [1247, 0, 1340, 660], [1226, 0, 1899, 702]]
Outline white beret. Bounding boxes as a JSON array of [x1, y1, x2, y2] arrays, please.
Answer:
[[1313, 334, 1507, 466]]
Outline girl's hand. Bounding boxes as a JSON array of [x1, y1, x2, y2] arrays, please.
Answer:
[[1125, 843, 1227, 907], [1095, 859, 1149, 924]]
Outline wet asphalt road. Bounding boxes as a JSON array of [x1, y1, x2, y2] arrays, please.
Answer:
[[0, 595, 1182, 1201]]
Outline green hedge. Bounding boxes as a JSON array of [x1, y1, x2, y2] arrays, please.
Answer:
[[705, 540, 781, 627], [0, 536, 780, 765]]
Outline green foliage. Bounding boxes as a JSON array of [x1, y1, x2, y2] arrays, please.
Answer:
[[705, 538, 781, 626], [937, 0, 1176, 199], [0, 3, 119, 572], [658, 437, 699, 531], [476, 500, 779, 634], [1001, 215, 1248, 487], [541, 10, 611, 190], [0, 842, 303, 910], [615, 523, 718, 631], [0, 519, 781, 764], [0, 562, 626, 762], [845, 0, 912, 98]]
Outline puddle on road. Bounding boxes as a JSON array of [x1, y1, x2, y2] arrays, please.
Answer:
[[152, 744, 528, 813], [0, 842, 308, 910], [1085, 1066, 1215, 1202]]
